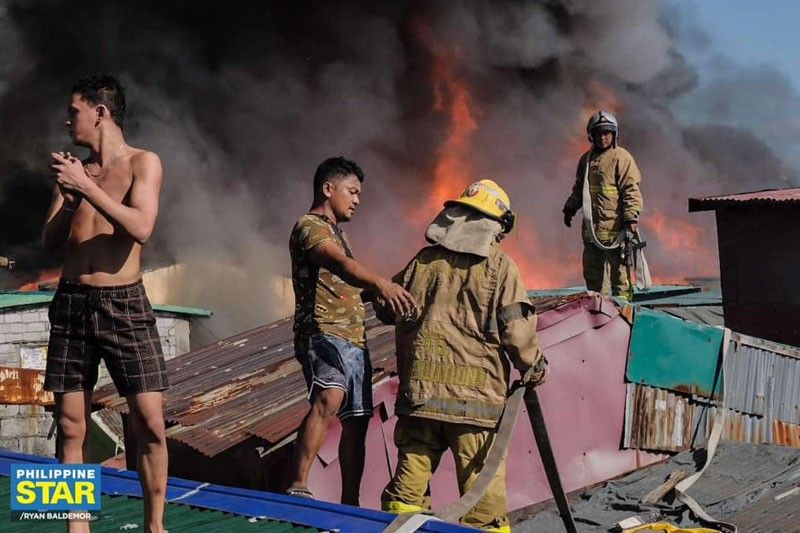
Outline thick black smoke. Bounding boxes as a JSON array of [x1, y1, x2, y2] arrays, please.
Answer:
[[0, 0, 793, 336]]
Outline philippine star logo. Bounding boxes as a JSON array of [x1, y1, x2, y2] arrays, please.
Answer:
[[10, 463, 101, 521]]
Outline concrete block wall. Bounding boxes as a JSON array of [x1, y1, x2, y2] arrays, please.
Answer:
[[0, 305, 192, 457], [0, 404, 54, 456], [0, 308, 50, 367]]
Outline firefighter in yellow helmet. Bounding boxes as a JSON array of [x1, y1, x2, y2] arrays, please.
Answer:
[[563, 111, 644, 298], [377, 180, 547, 532]]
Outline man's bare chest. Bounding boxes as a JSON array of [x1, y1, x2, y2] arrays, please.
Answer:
[[88, 166, 134, 202]]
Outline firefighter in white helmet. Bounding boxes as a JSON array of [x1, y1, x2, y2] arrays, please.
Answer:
[[377, 179, 547, 532], [562, 111, 644, 298]]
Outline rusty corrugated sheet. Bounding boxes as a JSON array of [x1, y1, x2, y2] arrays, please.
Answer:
[[93, 305, 400, 458], [623, 384, 694, 452], [0, 367, 53, 405], [772, 420, 800, 448], [624, 384, 790, 452], [689, 187, 800, 211]]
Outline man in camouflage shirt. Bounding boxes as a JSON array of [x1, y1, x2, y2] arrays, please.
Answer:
[[287, 157, 416, 505]]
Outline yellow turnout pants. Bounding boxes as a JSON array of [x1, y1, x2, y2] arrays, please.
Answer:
[[582, 243, 629, 298], [381, 416, 510, 532]]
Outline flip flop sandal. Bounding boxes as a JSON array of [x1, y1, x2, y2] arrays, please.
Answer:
[[286, 485, 314, 499]]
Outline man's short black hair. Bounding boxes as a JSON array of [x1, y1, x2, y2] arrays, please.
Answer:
[[71, 75, 127, 128], [313, 157, 364, 197]]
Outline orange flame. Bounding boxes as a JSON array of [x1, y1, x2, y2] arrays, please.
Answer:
[[424, 47, 477, 216], [412, 32, 576, 288], [643, 210, 717, 282], [16, 268, 61, 291]]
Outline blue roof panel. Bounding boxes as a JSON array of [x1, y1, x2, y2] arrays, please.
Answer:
[[0, 449, 473, 532]]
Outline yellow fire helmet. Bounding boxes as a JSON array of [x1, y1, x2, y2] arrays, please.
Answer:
[[445, 179, 516, 233]]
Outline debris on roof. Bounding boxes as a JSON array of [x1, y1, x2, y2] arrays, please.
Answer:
[[512, 441, 800, 532]]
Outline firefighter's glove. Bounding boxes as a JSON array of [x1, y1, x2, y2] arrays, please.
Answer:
[[563, 212, 573, 228], [522, 356, 548, 388]]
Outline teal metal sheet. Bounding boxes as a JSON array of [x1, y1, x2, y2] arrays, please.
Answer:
[[0, 292, 53, 310], [640, 290, 722, 308], [626, 307, 725, 399], [528, 285, 701, 302], [150, 304, 212, 317]]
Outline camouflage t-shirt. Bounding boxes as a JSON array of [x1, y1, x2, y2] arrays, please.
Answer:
[[290, 213, 366, 348]]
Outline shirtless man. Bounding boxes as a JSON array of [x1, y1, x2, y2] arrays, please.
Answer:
[[42, 75, 167, 533]]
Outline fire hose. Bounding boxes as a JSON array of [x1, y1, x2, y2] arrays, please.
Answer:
[[382, 380, 577, 533], [579, 149, 651, 299]]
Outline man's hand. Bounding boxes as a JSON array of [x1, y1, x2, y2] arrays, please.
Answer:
[[563, 212, 573, 228], [626, 221, 639, 234], [522, 356, 548, 388], [376, 278, 417, 319], [51, 152, 93, 197]]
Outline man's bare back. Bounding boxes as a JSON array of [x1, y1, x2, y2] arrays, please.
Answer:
[[60, 149, 155, 286]]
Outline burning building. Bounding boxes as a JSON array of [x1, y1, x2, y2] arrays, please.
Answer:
[[1, 0, 796, 332]]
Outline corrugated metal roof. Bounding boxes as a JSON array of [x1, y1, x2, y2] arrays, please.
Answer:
[[93, 307, 399, 457], [94, 409, 125, 442], [623, 383, 694, 452], [689, 187, 800, 211], [0, 291, 211, 317], [97, 293, 670, 515]]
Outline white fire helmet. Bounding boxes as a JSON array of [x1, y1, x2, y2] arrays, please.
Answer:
[[586, 110, 619, 145]]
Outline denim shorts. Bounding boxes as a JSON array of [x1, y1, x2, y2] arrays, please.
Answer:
[[295, 333, 373, 419]]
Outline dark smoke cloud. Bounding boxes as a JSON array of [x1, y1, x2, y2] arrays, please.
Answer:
[[0, 0, 794, 337]]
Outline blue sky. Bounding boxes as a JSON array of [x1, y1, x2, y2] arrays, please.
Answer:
[[676, 0, 800, 89]]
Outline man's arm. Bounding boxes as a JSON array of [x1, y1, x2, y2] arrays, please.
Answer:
[[42, 184, 79, 251], [51, 151, 162, 244], [309, 241, 416, 316], [562, 154, 586, 226], [372, 268, 412, 325], [616, 150, 643, 228], [495, 255, 545, 380]]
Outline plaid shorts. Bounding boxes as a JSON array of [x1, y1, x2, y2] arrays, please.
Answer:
[[295, 333, 373, 419], [44, 279, 169, 396]]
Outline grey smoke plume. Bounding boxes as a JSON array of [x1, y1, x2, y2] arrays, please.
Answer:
[[0, 0, 794, 338]]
